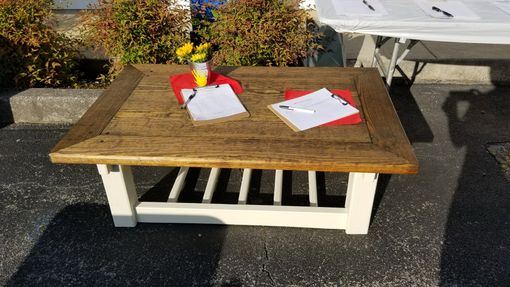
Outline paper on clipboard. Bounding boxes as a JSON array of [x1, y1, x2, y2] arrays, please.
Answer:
[[181, 84, 249, 125], [268, 88, 359, 132]]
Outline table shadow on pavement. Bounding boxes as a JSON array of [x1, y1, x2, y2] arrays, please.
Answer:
[[373, 84, 434, 222], [6, 166, 365, 285], [439, 84, 510, 286], [8, 165, 230, 286], [389, 84, 434, 144], [7, 203, 228, 286]]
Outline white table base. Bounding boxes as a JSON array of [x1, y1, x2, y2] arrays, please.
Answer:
[[97, 165, 379, 234]]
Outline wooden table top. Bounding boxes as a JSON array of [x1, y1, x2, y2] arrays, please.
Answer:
[[50, 64, 418, 174]]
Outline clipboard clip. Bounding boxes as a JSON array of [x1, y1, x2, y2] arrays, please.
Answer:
[[180, 84, 220, 109], [331, 94, 349, 106], [195, 84, 220, 90]]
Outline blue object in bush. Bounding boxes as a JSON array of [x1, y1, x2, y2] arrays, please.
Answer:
[[191, 0, 224, 21]]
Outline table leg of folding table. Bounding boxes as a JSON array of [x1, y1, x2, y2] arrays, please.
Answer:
[[372, 37, 420, 86], [371, 36, 390, 67], [385, 38, 406, 85]]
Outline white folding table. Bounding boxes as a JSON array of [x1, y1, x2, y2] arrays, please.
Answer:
[[315, 0, 510, 85]]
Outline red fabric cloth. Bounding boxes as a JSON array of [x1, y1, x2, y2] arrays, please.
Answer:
[[284, 89, 362, 126], [169, 72, 244, 104]]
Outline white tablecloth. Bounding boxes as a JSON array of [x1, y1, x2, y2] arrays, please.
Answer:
[[315, 0, 510, 44]]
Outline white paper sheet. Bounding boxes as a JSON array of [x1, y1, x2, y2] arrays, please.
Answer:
[[494, 0, 510, 15], [414, 0, 480, 20], [270, 88, 359, 131], [181, 84, 247, 121], [332, 0, 389, 16]]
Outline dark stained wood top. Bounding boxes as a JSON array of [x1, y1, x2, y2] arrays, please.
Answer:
[[50, 64, 418, 174]]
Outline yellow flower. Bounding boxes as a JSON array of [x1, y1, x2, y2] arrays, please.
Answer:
[[196, 42, 211, 53], [190, 52, 208, 63], [176, 42, 194, 59]]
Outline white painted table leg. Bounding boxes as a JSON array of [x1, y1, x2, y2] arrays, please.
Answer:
[[345, 172, 379, 234], [97, 164, 138, 227]]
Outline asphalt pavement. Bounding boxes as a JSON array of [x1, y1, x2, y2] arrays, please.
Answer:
[[1, 83, 509, 286]]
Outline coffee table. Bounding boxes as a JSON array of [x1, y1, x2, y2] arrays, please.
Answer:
[[50, 64, 418, 234]]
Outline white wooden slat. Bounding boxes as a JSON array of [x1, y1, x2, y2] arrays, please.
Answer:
[[273, 170, 283, 205], [308, 171, 318, 207], [202, 168, 221, 203], [238, 168, 252, 204], [136, 202, 348, 229], [167, 167, 189, 202]]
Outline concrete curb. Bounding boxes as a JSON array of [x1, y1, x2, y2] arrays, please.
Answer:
[[0, 88, 103, 124]]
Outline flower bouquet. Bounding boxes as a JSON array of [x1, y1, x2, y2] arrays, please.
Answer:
[[176, 42, 212, 87]]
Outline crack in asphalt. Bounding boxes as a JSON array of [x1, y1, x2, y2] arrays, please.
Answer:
[[262, 242, 276, 286]]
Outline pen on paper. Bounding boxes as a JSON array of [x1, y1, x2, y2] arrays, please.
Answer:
[[432, 6, 454, 17], [331, 94, 349, 106], [279, 105, 315, 114], [180, 85, 220, 109], [362, 0, 376, 11], [180, 90, 197, 109]]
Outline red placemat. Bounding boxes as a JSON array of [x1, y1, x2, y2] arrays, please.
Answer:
[[284, 89, 362, 126], [169, 72, 244, 104]]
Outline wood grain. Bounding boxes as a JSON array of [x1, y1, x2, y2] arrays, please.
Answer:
[[102, 79, 370, 142], [51, 135, 416, 173], [50, 65, 144, 154], [355, 69, 419, 171], [51, 64, 418, 174]]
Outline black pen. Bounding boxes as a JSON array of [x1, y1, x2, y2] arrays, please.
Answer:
[[180, 89, 197, 109], [432, 6, 454, 18], [180, 85, 220, 109], [362, 0, 376, 11]]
